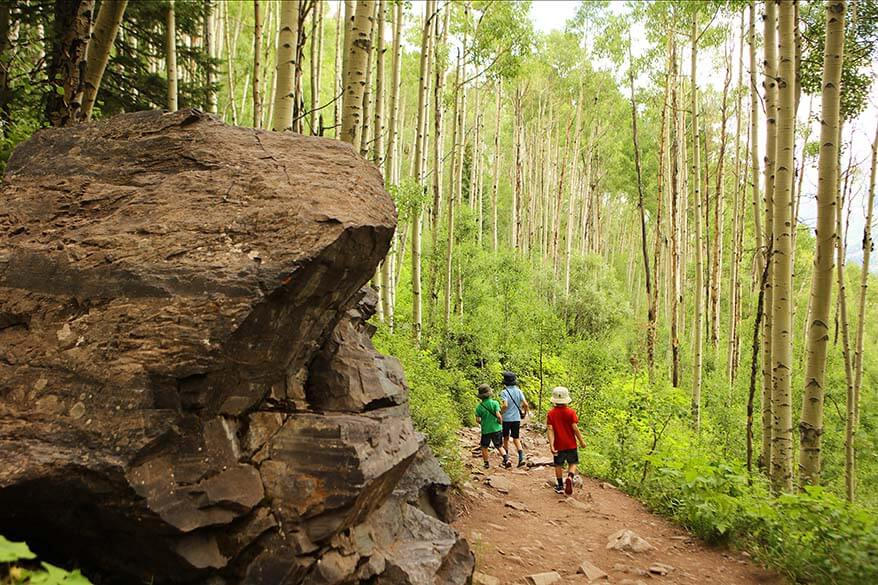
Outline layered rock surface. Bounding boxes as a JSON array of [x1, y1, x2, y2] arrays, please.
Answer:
[[0, 109, 473, 584]]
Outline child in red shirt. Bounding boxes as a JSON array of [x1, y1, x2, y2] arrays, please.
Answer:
[[546, 386, 586, 495]]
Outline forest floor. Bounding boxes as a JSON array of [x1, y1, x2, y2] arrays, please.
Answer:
[[452, 425, 787, 585]]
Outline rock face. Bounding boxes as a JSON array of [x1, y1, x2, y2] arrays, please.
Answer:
[[0, 109, 473, 584]]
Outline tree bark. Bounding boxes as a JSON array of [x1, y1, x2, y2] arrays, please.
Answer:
[[728, 12, 746, 382], [253, 0, 263, 128], [359, 0, 377, 155], [165, 0, 177, 112], [47, 0, 94, 126], [339, 1, 372, 145], [271, 0, 300, 131], [310, 0, 324, 135], [79, 0, 127, 121], [798, 0, 845, 488], [411, 0, 435, 344], [761, 0, 778, 474], [770, 0, 796, 494], [491, 80, 502, 252], [711, 45, 732, 353], [691, 15, 704, 431], [630, 39, 653, 380]]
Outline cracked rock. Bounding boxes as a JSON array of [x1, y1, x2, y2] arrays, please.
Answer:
[[0, 109, 472, 584]]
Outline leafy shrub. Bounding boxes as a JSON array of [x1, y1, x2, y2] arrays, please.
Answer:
[[0, 535, 91, 584]]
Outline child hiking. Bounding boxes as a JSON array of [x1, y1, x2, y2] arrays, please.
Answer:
[[546, 386, 586, 495], [475, 384, 512, 469], [499, 371, 529, 467]]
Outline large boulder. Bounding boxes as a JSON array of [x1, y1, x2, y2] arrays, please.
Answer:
[[0, 109, 473, 584]]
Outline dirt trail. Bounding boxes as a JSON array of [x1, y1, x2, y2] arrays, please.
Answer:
[[452, 425, 786, 585]]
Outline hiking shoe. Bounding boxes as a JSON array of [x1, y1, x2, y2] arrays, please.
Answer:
[[503, 459, 513, 468], [517, 459, 526, 468], [554, 485, 564, 494], [564, 476, 573, 495], [483, 461, 490, 469]]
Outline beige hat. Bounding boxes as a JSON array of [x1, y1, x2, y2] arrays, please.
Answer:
[[550, 386, 572, 405], [477, 384, 493, 399]]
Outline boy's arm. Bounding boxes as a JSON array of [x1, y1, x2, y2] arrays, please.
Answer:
[[500, 396, 509, 414], [494, 404, 503, 422], [573, 425, 586, 449], [520, 395, 529, 416], [547, 425, 556, 454]]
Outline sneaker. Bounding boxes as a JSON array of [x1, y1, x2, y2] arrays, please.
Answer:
[[517, 459, 526, 468], [503, 459, 512, 468], [483, 461, 490, 469], [554, 485, 564, 494], [564, 476, 574, 495]]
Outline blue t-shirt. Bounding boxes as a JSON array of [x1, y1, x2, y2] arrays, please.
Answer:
[[500, 385, 526, 422]]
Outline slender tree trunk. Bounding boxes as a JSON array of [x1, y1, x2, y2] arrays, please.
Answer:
[[630, 39, 653, 380], [512, 85, 523, 249], [310, 0, 324, 134], [272, 0, 300, 131], [728, 13, 746, 382], [79, 0, 126, 121], [711, 45, 732, 353], [836, 138, 855, 500], [770, 0, 796, 493], [491, 80, 502, 252], [252, 0, 263, 128], [339, 1, 372, 145], [652, 32, 672, 383], [165, 0, 177, 112], [203, 0, 216, 114], [384, 0, 402, 183], [670, 36, 682, 388], [761, 0, 778, 474], [47, 0, 94, 126], [359, 0, 377, 155], [691, 15, 704, 431], [444, 52, 461, 332], [564, 86, 583, 296], [333, 2, 344, 137], [798, 0, 845, 488], [411, 0, 435, 344], [0, 1, 10, 135]]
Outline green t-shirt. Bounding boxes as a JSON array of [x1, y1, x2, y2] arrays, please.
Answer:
[[475, 398, 502, 435]]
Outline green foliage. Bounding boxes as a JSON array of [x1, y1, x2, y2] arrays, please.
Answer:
[[799, 0, 878, 119], [0, 536, 91, 584]]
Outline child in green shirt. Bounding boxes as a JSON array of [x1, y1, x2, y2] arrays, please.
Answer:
[[475, 384, 512, 469]]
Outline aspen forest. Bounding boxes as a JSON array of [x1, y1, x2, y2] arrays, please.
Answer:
[[1, 1, 878, 584]]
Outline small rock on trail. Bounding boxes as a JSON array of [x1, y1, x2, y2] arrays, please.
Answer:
[[606, 528, 655, 553], [525, 572, 562, 585], [578, 559, 609, 582]]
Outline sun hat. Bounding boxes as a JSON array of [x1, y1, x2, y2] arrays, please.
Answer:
[[550, 386, 572, 405], [477, 384, 493, 399], [502, 371, 517, 385]]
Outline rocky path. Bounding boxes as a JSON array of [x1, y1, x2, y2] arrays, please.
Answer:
[[452, 425, 786, 585]]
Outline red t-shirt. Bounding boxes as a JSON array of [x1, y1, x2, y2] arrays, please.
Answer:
[[546, 405, 579, 451]]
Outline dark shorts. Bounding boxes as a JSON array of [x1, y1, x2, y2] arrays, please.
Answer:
[[502, 420, 521, 439], [553, 448, 579, 466], [480, 431, 503, 449]]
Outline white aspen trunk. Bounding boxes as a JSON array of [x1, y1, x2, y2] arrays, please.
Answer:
[[340, 1, 373, 146], [770, 0, 796, 493], [411, 0, 435, 344], [166, 0, 178, 112], [310, 0, 324, 135], [272, 0, 300, 131], [691, 15, 704, 431], [80, 0, 128, 121]]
